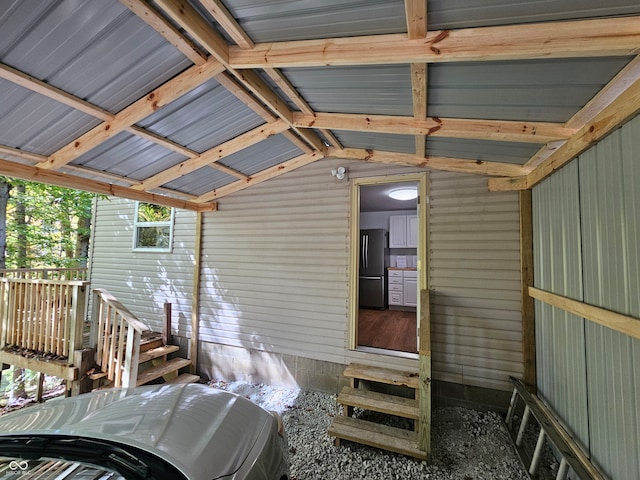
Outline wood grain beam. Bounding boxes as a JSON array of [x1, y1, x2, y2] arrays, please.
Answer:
[[530, 287, 640, 341], [154, 0, 229, 64], [295, 113, 573, 143], [133, 119, 289, 191], [0, 62, 114, 121], [487, 176, 529, 191], [331, 147, 527, 177], [199, 0, 254, 49], [0, 157, 216, 212], [196, 151, 322, 201], [153, 0, 326, 154], [405, 1, 428, 156], [119, 0, 207, 65], [42, 59, 225, 171], [525, 66, 640, 188], [262, 67, 342, 148], [0, 144, 47, 163], [230, 17, 640, 68]]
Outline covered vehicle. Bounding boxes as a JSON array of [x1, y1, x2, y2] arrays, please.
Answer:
[[0, 383, 289, 480]]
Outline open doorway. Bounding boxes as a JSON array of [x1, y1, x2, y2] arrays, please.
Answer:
[[350, 174, 427, 357]]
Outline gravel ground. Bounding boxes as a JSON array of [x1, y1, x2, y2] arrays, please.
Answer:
[[209, 380, 531, 480]]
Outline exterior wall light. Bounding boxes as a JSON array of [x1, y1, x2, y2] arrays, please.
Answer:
[[331, 166, 347, 180]]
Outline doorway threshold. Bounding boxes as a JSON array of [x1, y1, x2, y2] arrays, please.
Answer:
[[356, 345, 418, 360]]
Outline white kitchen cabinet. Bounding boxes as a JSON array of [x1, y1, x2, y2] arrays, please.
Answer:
[[403, 270, 418, 307], [388, 269, 417, 307], [406, 215, 419, 248], [389, 214, 418, 248], [388, 215, 407, 248]]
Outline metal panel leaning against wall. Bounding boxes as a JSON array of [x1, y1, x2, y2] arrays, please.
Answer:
[[577, 115, 640, 480], [532, 161, 590, 452], [88, 197, 197, 339]]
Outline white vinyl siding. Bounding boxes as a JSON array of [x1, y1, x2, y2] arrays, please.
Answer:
[[88, 197, 196, 337], [429, 172, 523, 391], [198, 159, 350, 364], [199, 160, 523, 389]]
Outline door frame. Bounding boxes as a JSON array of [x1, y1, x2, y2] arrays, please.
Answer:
[[348, 172, 429, 352]]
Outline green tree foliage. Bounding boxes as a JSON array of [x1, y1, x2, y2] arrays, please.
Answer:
[[2, 179, 95, 269]]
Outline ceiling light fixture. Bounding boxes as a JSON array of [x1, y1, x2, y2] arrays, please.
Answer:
[[388, 187, 418, 200]]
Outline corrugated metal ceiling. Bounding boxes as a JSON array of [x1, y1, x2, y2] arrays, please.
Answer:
[[0, 0, 639, 208]]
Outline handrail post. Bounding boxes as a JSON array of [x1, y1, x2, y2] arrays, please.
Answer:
[[68, 283, 88, 361], [122, 326, 141, 391]]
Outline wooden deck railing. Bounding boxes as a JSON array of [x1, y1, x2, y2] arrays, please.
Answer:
[[91, 288, 152, 389], [0, 277, 89, 358], [0, 267, 88, 281]]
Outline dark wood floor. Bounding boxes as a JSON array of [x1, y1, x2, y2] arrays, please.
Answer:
[[357, 308, 417, 353]]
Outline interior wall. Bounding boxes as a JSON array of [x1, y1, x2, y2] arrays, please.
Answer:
[[532, 114, 640, 480]]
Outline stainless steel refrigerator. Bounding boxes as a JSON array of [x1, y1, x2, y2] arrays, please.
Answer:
[[359, 229, 387, 309]]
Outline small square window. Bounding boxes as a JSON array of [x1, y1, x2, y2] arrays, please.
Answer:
[[133, 202, 174, 252]]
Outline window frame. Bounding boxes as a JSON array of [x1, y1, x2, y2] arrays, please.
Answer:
[[132, 202, 175, 253]]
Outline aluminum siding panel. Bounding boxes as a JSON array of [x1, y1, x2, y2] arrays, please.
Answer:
[[578, 117, 640, 480], [532, 161, 590, 450], [88, 197, 196, 337], [429, 172, 522, 391]]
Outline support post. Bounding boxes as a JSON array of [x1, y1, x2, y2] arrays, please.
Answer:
[[163, 302, 172, 346], [190, 212, 203, 375], [418, 288, 431, 460], [519, 190, 536, 391]]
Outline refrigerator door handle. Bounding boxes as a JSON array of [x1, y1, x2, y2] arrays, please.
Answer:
[[365, 234, 369, 269], [360, 276, 382, 280], [361, 235, 365, 269]]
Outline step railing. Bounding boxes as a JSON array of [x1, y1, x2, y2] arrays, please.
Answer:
[[0, 277, 89, 358], [91, 288, 152, 390]]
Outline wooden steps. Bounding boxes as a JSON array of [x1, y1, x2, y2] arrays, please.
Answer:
[[329, 416, 427, 460], [343, 363, 419, 390], [337, 386, 419, 419], [166, 373, 201, 384], [138, 344, 180, 363], [136, 357, 192, 386], [329, 363, 426, 460], [92, 334, 199, 389]]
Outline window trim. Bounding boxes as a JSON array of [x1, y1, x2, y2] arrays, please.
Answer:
[[132, 202, 175, 253]]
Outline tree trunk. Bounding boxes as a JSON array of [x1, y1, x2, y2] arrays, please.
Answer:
[[0, 179, 10, 269], [75, 215, 91, 265], [15, 183, 27, 268]]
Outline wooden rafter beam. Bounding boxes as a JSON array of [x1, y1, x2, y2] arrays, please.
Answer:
[[41, 59, 225, 171], [196, 151, 322, 201], [330, 147, 528, 177], [262, 67, 342, 148], [119, 0, 207, 65], [405, 0, 428, 156], [132, 119, 289, 191], [0, 144, 47, 164], [0, 63, 114, 122], [490, 54, 640, 191], [294, 113, 574, 143], [153, 0, 326, 154], [199, 0, 254, 49], [229, 16, 640, 68], [0, 158, 216, 211]]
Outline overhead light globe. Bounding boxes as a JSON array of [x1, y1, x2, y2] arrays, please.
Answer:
[[388, 187, 418, 200]]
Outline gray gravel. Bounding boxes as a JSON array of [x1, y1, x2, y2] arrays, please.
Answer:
[[209, 380, 530, 480]]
